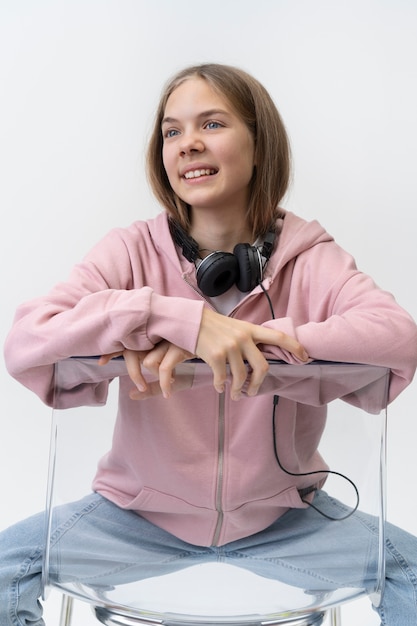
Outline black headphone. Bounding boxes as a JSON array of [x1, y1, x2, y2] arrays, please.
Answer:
[[169, 220, 276, 297]]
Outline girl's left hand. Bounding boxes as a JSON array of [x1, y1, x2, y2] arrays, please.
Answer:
[[99, 342, 193, 399]]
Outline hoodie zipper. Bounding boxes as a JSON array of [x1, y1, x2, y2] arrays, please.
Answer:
[[212, 390, 226, 546], [181, 273, 271, 546], [182, 274, 216, 308], [182, 272, 272, 315], [182, 274, 226, 545]]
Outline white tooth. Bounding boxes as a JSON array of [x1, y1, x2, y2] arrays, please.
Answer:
[[184, 168, 215, 179]]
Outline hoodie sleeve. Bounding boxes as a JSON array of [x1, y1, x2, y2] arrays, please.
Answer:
[[261, 239, 417, 403], [3, 226, 205, 405]]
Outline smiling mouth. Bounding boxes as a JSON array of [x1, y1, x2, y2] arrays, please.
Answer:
[[183, 168, 217, 180]]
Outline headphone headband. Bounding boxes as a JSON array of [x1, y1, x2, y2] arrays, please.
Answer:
[[169, 220, 200, 263]]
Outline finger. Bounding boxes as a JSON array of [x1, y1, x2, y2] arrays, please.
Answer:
[[227, 348, 251, 401], [123, 350, 147, 393], [98, 351, 123, 365], [253, 327, 309, 362], [242, 348, 270, 397], [142, 341, 171, 377], [129, 379, 163, 400], [158, 346, 192, 399], [228, 341, 271, 400], [205, 351, 228, 395], [129, 369, 194, 401]]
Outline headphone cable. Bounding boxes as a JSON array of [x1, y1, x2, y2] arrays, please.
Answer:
[[272, 396, 360, 521]]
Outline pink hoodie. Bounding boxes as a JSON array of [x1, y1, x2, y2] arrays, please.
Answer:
[[4, 210, 417, 546]]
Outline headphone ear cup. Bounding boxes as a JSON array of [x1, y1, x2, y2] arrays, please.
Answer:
[[196, 252, 239, 297], [234, 243, 261, 292]]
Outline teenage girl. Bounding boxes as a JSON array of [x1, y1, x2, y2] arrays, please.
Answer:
[[2, 63, 417, 625]]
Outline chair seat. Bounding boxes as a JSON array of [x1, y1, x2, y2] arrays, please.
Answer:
[[55, 562, 362, 626], [94, 605, 326, 626]]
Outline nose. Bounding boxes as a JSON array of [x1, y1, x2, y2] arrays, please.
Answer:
[[179, 130, 204, 156]]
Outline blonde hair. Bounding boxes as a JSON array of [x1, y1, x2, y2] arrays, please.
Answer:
[[146, 63, 290, 238]]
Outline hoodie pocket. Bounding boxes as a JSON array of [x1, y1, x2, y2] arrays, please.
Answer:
[[121, 486, 209, 514], [228, 485, 311, 514]]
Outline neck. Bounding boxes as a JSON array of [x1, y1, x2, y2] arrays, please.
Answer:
[[190, 213, 252, 254]]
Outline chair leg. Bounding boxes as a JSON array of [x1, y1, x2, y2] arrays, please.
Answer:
[[59, 594, 74, 626], [328, 606, 342, 626]]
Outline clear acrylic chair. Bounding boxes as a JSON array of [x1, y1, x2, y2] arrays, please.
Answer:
[[42, 358, 389, 626]]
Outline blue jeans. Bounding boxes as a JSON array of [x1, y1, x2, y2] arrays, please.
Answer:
[[1, 491, 417, 625]]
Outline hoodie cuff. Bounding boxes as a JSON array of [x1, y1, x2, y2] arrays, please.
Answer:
[[146, 293, 205, 354], [261, 318, 310, 364]]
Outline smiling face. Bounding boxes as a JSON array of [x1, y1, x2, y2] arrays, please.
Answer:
[[161, 77, 256, 225]]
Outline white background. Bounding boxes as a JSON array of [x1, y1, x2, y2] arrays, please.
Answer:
[[0, 1, 416, 623]]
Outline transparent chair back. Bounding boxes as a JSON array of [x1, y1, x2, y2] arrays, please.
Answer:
[[43, 359, 389, 625]]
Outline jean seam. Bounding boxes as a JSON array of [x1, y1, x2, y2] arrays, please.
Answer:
[[10, 548, 44, 626], [224, 552, 346, 587], [48, 495, 211, 584], [48, 493, 104, 546], [382, 537, 417, 614], [7, 496, 105, 625], [375, 537, 417, 626], [78, 550, 211, 583]]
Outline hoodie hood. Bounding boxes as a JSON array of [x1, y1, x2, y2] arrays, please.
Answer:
[[271, 211, 333, 274], [147, 209, 334, 286]]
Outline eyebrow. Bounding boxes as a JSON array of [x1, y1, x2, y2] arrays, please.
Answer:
[[161, 109, 230, 126]]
